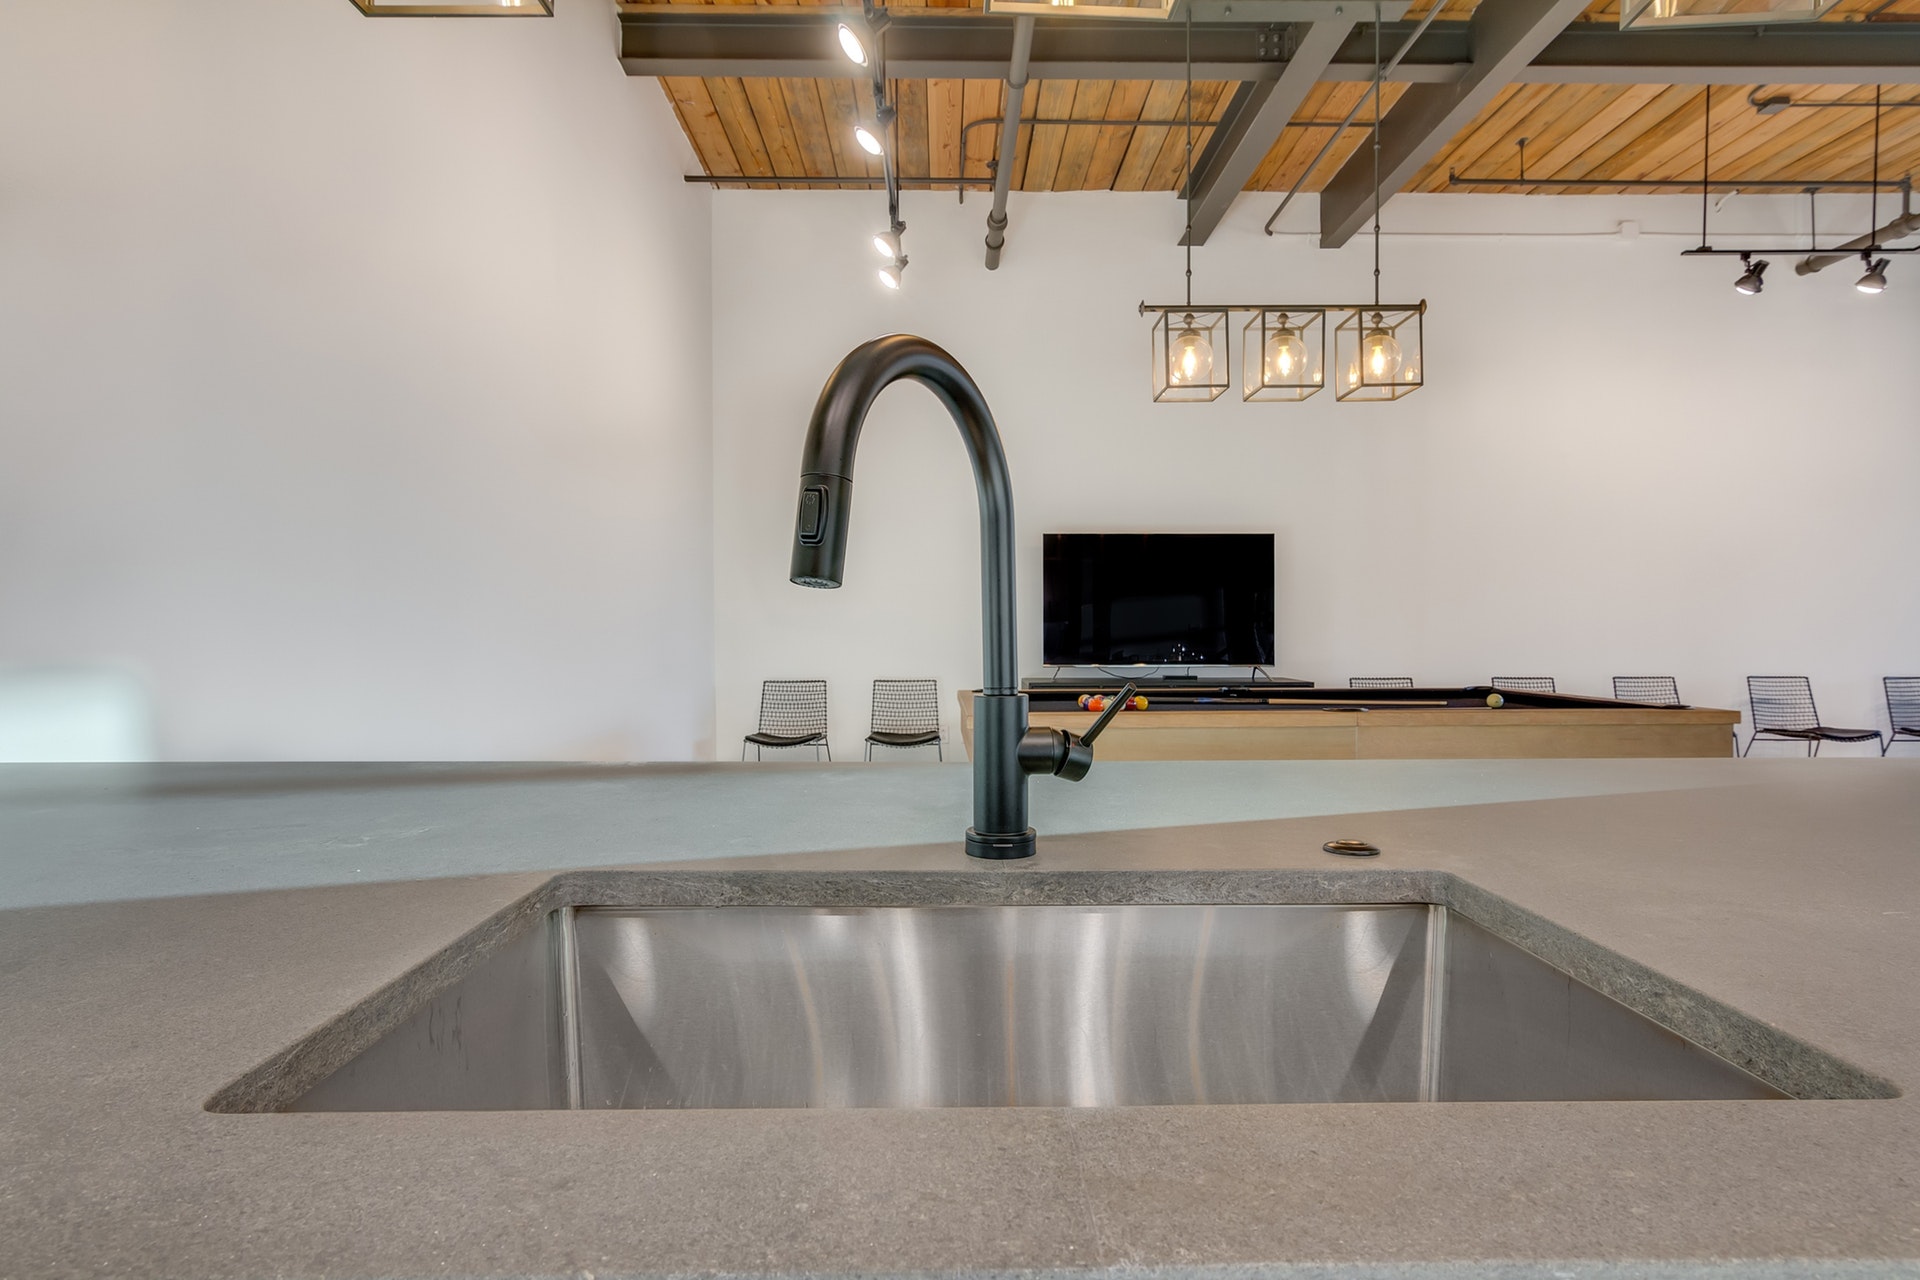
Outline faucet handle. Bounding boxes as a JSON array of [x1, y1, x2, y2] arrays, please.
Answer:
[[1078, 682, 1139, 748]]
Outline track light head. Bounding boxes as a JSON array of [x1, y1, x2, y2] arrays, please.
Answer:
[[836, 21, 869, 66], [1856, 254, 1890, 294], [854, 124, 885, 157], [1734, 253, 1768, 295], [872, 226, 903, 259], [878, 257, 906, 290]]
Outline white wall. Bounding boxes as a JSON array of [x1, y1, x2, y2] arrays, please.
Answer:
[[0, 0, 715, 760], [712, 188, 1920, 756]]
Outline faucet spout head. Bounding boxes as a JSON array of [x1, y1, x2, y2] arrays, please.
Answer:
[[790, 473, 853, 589]]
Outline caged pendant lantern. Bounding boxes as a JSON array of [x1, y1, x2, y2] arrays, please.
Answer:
[[1334, 305, 1424, 401], [1334, 5, 1424, 403], [1242, 309, 1325, 401], [1152, 310, 1229, 402], [1147, 12, 1230, 403]]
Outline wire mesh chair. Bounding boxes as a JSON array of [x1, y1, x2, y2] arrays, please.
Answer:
[[742, 679, 830, 761], [1884, 677, 1920, 755], [865, 679, 943, 761], [1491, 676, 1556, 694], [1349, 677, 1415, 689], [1612, 676, 1681, 706], [1742, 676, 1882, 757]]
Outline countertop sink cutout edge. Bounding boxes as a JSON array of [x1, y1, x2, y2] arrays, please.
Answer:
[[203, 867, 1900, 1114]]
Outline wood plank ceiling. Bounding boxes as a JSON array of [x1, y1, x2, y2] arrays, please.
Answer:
[[645, 0, 1920, 199]]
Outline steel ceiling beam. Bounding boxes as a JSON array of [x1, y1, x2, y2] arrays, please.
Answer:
[[1316, 0, 1590, 250], [1179, 17, 1357, 246], [618, 10, 1920, 85]]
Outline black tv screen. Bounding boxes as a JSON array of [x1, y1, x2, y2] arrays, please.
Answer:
[[1043, 534, 1274, 666]]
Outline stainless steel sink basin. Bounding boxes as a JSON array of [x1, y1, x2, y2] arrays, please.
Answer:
[[280, 903, 1792, 1110]]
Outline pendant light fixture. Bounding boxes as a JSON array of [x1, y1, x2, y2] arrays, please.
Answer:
[[1334, 7, 1423, 402], [1242, 309, 1326, 401], [1139, 1, 1423, 408], [1148, 9, 1228, 402]]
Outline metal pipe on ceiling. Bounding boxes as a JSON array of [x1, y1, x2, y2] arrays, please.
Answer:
[[1796, 184, 1919, 274], [984, 17, 1036, 271]]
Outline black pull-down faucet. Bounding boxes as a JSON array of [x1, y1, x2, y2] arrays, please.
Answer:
[[789, 334, 1130, 860]]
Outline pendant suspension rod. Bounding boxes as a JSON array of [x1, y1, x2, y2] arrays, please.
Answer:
[[1184, 5, 1193, 308], [1700, 85, 1711, 248], [1371, 1, 1382, 307], [1871, 82, 1882, 245]]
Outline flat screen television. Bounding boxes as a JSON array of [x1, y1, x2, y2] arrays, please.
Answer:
[[1042, 533, 1274, 667]]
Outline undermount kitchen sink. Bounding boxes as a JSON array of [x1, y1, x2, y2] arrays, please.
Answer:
[[245, 899, 1815, 1111]]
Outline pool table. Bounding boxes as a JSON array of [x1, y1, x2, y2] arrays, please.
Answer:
[[958, 684, 1741, 761]]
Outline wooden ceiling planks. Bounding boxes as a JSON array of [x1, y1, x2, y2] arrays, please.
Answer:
[[651, 1, 1920, 203], [1417, 80, 1920, 195]]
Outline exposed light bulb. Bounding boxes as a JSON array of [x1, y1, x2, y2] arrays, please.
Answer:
[[1856, 255, 1890, 294], [1734, 255, 1768, 295], [1362, 314, 1402, 381], [1169, 315, 1212, 386], [854, 125, 885, 156], [1264, 316, 1306, 382], [836, 22, 869, 66]]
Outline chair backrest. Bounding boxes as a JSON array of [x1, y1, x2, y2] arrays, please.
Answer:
[[1886, 677, 1920, 730], [757, 680, 828, 737], [1349, 676, 1414, 689], [871, 679, 940, 735], [1747, 676, 1819, 731], [1492, 676, 1556, 693], [1612, 676, 1681, 706]]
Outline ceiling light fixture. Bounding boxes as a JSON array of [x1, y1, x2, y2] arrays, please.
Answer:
[[1619, 0, 1839, 28], [1242, 309, 1325, 401], [1687, 85, 1919, 293], [878, 259, 906, 290], [872, 225, 904, 259], [836, 21, 869, 66], [1333, 6, 1424, 402], [1146, 10, 1227, 402], [854, 125, 885, 157], [1856, 253, 1890, 293], [1145, 2, 1422, 407]]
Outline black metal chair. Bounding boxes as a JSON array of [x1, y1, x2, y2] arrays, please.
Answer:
[[1491, 676, 1556, 694], [1742, 676, 1882, 757], [1884, 677, 1920, 755], [1349, 677, 1414, 689], [866, 679, 943, 761], [1612, 676, 1681, 706], [742, 679, 830, 761]]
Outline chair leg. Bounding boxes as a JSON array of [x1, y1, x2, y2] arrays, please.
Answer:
[[742, 740, 747, 762], [936, 741, 944, 762], [825, 742, 832, 763], [1809, 739, 1818, 758]]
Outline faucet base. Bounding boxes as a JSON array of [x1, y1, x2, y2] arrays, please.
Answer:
[[965, 828, 1037, 860]]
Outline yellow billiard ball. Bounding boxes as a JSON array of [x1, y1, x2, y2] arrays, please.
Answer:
[[1486, 692, 1505, 708]]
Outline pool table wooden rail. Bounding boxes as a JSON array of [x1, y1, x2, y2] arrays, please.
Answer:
[[957, 692, 1742, 760]]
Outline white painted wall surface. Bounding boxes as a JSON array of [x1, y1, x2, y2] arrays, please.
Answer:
[[0, 0, 714, 761], [712, 189, 1920, 758]]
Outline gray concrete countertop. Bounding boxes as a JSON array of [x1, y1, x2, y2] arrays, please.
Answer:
[[4, 759, 1919, 1279]]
